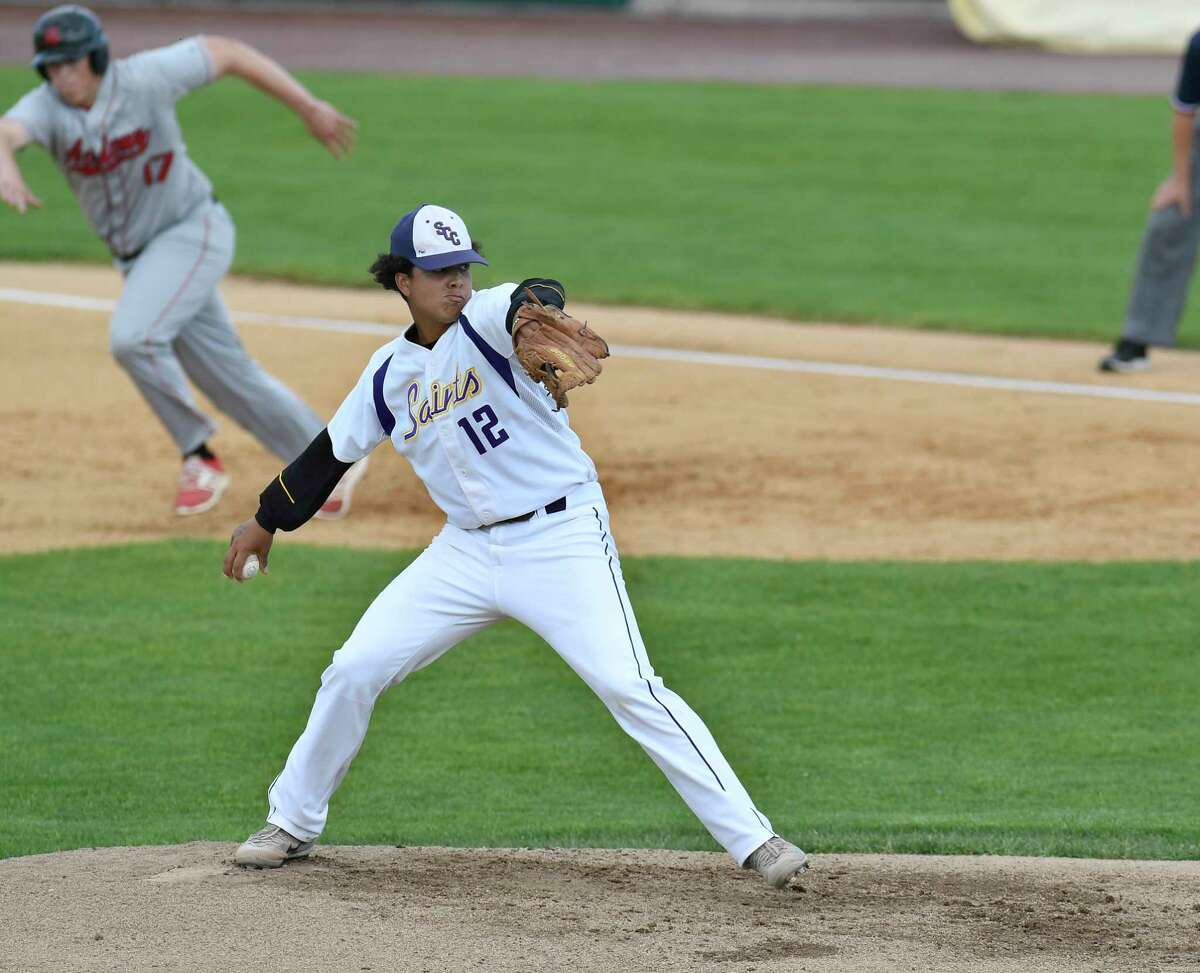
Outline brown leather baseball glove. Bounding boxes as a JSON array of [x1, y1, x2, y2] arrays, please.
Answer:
[[511, 288, 610, 409]]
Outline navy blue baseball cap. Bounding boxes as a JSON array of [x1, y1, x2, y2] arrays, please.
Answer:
[[389, 204, 489, 271]]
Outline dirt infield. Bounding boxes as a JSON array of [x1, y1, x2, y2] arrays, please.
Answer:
[[5, 263, 1200, 968], [1, 844, 1198, 973], [5, 260, 1200, 971], [4, 261, 1200, 561]]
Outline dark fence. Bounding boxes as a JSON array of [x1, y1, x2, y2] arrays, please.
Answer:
[[0, 0, 943, 8], [0, 1, 632, 7]]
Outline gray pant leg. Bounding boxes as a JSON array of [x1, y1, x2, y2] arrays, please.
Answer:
[[109, 201, 232, 454], [1122, 129, 1200, 347], [175, 293, 324, 462]]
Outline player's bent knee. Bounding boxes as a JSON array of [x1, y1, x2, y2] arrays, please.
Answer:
[[108, 331, 159, 365], [322, 649, 394, 701], [108, 333, 138, 364], [593, 673, 654, 716]]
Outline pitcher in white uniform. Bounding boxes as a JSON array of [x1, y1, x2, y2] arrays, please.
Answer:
[[0, 5, 367, 517], [221, 202, 810, 890]]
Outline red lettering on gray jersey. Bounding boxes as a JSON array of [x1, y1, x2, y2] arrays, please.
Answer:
[[64, 128, 151, 176]]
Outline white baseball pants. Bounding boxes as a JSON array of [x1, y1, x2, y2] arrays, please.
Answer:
[[265, 483, 775, 865]]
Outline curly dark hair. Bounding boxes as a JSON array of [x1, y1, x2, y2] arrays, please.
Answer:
[[368, 241, 484, 293], [368, 253, 412, 292]]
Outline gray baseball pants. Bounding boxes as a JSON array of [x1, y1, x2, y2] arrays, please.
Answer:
[[1122, 125, 1200, 347], [109, 197, 322, 459]]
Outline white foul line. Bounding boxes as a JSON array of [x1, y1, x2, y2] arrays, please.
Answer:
[[4, 285, 1200, 408]]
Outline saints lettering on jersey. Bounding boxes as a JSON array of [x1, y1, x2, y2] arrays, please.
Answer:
[[404, 367, 483, 441]]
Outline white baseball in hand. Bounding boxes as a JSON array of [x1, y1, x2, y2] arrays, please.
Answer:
[[241, 554, 261, 581]]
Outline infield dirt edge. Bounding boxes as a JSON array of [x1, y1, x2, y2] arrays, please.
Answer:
[[2, 842, 1197, 972]]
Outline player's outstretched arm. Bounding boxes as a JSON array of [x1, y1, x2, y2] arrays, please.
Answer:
[[202, 36, 357, 159], [0, 119, 42, 214]]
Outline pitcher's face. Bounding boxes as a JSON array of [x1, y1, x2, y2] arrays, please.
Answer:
[[399, 264, 473, 327]]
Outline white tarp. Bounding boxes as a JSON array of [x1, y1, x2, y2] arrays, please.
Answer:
[[949, 0, 1197, 53]]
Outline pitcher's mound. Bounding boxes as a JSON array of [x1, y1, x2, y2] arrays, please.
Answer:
[[1, 844, 1196, 972]]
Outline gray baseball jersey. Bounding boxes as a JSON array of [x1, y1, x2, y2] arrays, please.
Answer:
[[4, 37, 215, 258]]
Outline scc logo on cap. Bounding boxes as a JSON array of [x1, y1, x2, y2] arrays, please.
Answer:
[[43, 25, 61, 45], [389, 203, 489, 271], [433, 221, 461, 246]]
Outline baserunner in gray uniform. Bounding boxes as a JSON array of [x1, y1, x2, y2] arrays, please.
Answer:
[[0, 5, 368, 516]]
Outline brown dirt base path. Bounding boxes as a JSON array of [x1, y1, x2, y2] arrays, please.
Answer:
[[5, 264, 1200, 972], [3, 261, 1200, 560], [1, 844, 1198, 973]]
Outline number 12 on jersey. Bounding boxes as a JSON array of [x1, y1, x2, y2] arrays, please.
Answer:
[[457, 404, 509, 455]]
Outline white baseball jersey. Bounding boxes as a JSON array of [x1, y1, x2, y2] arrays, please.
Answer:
[[328, 283, 598, 529], [4, 37, 215, 257]]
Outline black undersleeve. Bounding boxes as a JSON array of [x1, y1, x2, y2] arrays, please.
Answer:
[[254, 429, 352, 533], [505, 277, 567, 333]]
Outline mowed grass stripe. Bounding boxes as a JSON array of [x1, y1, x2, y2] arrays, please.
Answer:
[[0, 70, 1173, 343], [1, 541, 1196, 860]]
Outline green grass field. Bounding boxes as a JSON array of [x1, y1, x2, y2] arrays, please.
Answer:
[[1, 541, 1196, 861], [0, 69, 1179, 343], [2, 70, 1195, 866]]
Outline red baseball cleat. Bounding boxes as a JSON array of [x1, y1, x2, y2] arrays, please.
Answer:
[[316, 457, 369, 520], [174, 455, 231, 516]]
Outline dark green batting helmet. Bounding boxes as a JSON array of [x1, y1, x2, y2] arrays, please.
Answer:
[[32, 5, 109, 79]]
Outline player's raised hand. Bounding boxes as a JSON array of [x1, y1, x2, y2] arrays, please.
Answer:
[[0, 173, 42, 215], [223, 518, 274, 583], [303, 100, 357, 160]]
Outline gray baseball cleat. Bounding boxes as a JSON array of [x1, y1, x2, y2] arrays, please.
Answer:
[[744, 836, 809, 888], [234, 824, 316, 868]]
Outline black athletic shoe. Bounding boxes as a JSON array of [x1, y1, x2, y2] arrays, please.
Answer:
[[1098, 339, 1149, 373]]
